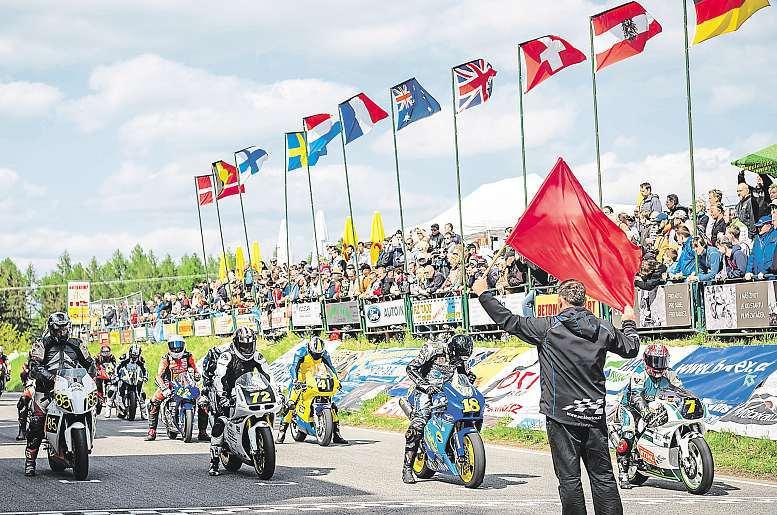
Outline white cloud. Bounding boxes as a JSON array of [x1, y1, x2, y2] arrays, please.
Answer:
[[710, 84, 757, 112], [0, 81, 63, 116]]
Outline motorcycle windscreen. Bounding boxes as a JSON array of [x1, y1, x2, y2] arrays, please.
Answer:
[[235, 371, 275, 405], [310, 363, 335, 393]]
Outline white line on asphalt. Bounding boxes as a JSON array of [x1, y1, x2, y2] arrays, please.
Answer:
[[716, 475, 777, 489]]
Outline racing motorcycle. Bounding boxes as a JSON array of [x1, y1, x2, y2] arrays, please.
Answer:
[[115, 362, 146, 421], [399, 372, 487, 489], [95, 362, 115, 415], [288, 363, 340, 446], [615, 384, 714, 495], [219, 371, 279, 479], [0, 362, 7, 398], [161, 372, 200, 442], [45, 367, 99, 480]]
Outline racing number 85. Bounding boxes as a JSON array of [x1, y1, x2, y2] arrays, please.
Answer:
[[463, 398, 481, 413]]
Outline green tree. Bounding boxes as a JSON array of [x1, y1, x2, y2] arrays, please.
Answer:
[[0, 258, 33, 332]]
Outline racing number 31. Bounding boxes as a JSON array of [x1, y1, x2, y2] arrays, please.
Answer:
[[462, 398, 480, 413]]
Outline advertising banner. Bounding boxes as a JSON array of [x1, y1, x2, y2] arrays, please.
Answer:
[[109, 331, 121, 347], [704, 282, 777, 330], [291, 302, 323, 327], [482, 348, 543, 429], [364, 299, 406, 329], [636, 283, 693, 328], [193, 319, 212, 337], [132, 326, 147, 341], [163, 323, 177, 338], [535, 294, 600, 317], [120, 329, 133, 344], [717, 371, 777, 439], [236, 313, 257, 330], [270, 307, 289, 330], [411, 297, 463, 325], [67, 281, 90, 325], [213, 315, 235, 335], [177, 318, 194, 337], [325, 301, 361, 326], [260, 311, 271, 331], [675, 346, 777, 418], [469, 293, 527, 326], [99, 332, 109, 346]]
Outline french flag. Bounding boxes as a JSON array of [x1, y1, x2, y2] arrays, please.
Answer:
[[338, 93, 388, 144], [303, 113, 342, 166]]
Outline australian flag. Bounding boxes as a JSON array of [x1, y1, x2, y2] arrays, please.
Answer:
[[391, 78, 441, 131], [453, 59, 497, 112]]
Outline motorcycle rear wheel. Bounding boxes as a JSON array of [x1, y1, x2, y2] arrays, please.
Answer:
[[253, 426, 276, 479], [183, 409, 194, 443], [220, 451, 242, 472], [413, 449, 436, 479], [291, 422, 307, 442], [457, 432, 486, 489], [316, 409, 333, 447], [681, 437, 714, 495], [71, 427, 90, 481]]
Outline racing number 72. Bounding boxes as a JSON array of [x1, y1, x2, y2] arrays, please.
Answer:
[[463, 398, 480, 413]]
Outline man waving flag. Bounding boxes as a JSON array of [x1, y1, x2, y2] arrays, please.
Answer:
[[693, 0, 770, 44], [591, 2, 662, 70], [520, 35, 586, 93]]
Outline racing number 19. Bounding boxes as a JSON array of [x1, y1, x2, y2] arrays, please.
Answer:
[[463, 398, 480, 413]]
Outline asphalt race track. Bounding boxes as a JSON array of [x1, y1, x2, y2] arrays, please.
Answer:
[[1, 398, 776, 514]]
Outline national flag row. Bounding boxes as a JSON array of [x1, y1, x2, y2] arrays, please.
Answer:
[[195, 0, 769, 205]]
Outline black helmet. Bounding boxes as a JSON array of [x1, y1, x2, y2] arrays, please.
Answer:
[[47, 312, 71, 342], [447, 334, 473, 360], [307, 336, 325, 359], [232, 327, 257, 361], [128, 344, 141, 361], [100, 345, 112, 358]]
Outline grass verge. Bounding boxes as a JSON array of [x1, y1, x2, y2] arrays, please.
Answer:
[[340, 393, 777, 481]]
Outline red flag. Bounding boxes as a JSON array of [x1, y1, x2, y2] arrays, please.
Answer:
[[591, 2, 662, 71], [212, 160, 245, 200], [506, 158, 641, 310], [520, 35, 586, 93], [196, 175, 213, 206]]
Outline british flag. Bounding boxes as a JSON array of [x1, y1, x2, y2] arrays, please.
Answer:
[[453, 59, 497, 113]]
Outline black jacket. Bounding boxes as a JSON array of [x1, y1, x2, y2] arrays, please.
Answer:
[[479, 293, 640, 427], [406, 340, 470, 393], [29, 336, 96, 393], [739, 171, 773, 220], [213, 349, 273, 400], [736, 194, 759, 238]]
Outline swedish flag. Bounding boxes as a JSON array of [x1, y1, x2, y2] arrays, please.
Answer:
[[286, 132, 308, 172]]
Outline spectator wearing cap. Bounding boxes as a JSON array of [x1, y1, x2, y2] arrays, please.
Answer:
[[687, 236, 722, 283], [739, 169, 773, 220], [428, 223, 443, 252], [706, 203, 726, 245], [635, 257, 667, 291], [736, 181, 759, 238], [716, 240, 747, 280], [745, 216, 777, 280]]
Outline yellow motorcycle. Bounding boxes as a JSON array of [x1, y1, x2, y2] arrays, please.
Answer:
[[289, 363, 340, 446]]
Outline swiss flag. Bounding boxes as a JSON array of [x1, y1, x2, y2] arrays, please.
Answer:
[[520, 35, 586, 93], [196, 175, 214, 206], [591, 1, 662, 71], [505, 158, 642, 310]]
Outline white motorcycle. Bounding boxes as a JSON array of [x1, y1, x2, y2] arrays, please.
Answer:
[[618, 384, 714, 495], [219, 371, 279, 479], [45, 367, 99, 480]]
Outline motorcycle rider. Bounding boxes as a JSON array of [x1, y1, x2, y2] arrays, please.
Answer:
[[207, 327, 274, 476], [402, 334, 476, 484], [202, 340, 231, 428], [94, 344, 117, 403], [0, 345, 10, 382], [25, 313, 95, 476], [612, 344, 683, 489], [145, 335, 208, 441], [275, 336, 348, 445], [115, 343, 148, 415], [16, 350, 34, 440]]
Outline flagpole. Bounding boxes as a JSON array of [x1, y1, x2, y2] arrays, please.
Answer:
[[194, 176, 212, 311], [451, 67, 469, 332], [337, 108, 362, 292], [516, 46, 533, 292], [682, 0, 700, 280], [389, 90, 408, 275], [211, 166, 231, 299], [301, 127, 325, 303], [283, 136, 291, 286], [232, 151, 253, 273], [588, 19, 604, 207]]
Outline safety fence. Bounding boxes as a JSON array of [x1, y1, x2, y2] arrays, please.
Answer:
[[89, 279, 777, 346], [268, 341, 777, 441]]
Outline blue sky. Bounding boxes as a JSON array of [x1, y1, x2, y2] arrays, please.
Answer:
[[1, 0, 775, 272]]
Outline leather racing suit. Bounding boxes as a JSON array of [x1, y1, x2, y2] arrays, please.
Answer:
[[280, 346, 340, 426], [147, 351, 208, 438]]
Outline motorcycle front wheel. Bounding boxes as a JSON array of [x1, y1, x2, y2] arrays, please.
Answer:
[[71, 427, 90, 480], [253, 426, 276, 479], [456, 432, 486, 489], [127, 391, 137, 421], [291, 422, 307, 442], [680, 437, 714, 495], [315, 409, 333, 447], [413, 448, 436, 479]]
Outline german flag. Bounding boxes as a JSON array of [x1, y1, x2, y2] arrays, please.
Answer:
[[693, 0, 770, 44]]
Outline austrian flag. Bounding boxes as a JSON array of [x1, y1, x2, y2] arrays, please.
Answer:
[[591, 1, 662, 71]]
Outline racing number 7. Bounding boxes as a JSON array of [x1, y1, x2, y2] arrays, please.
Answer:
[[684, 399, 696, 414], [463, 398, 480, 413]]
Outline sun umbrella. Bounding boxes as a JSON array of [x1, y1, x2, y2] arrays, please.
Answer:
[[369, 211, 385, 265], [732, 144, 777, 176], [343, 216, 358, 260], [234, 246, 246, 281], [218, 252, 229, 282], [251, 241, 262, 272]]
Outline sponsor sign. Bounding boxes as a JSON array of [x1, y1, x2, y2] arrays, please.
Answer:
[[364, 299, 406, 329], [411, 297, 463, 325], [469, 293, 527, 326], [718, 371, 777, 439], [163, 323, 177, 338], [636, 283, 693, 329], [67, 281, 90, 325], [109, 331, 121, 347], [236, 314, 257, 330], [177, 319, 194, 337], [534, 294, 600, 317], [291, 302, 323, 327], [120, 329, 133, 344], [270, 307, 289, 330], [675, 346, 777, 417], [213, 315, 235, 335], [704, 281, 777, 330], [193, 319, 212, 337], [98, 331, 109, 346], [325, 301, 361, 326], [132, 326, 148, 341]]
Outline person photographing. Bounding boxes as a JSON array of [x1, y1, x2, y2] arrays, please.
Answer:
[[472, 276, 640, 515]]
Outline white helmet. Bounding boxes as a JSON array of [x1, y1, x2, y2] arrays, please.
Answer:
[[167, 336, 186, 359]]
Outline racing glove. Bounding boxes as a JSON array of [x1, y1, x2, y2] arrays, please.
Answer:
[[218, 396, 232, 410], [467, 372, 477, 384], [424, 383, 442, 396]]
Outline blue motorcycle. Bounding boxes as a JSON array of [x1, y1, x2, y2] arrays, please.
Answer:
[[161, 372, 201, 442], [400, 372, 487, 488]]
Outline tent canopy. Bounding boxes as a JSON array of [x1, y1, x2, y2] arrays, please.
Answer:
[[732, 144, 777, 176]]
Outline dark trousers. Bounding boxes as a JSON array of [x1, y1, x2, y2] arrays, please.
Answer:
[[546, 417, 623, 515]]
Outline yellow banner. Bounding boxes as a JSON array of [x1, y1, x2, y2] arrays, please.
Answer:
[[535, 294, 601, 318], [178, 319, 194, 337]]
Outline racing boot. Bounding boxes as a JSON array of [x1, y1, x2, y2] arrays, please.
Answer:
[[332, 423, 349, 445], [208, 445, 221, 476], [275, 422, 288, 444], [24, 447, 38, 477], [402, 466, 416, 485], [145, 428, 157, 441], [146, 400, 160, 441], [198, 407, 210, 441]]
